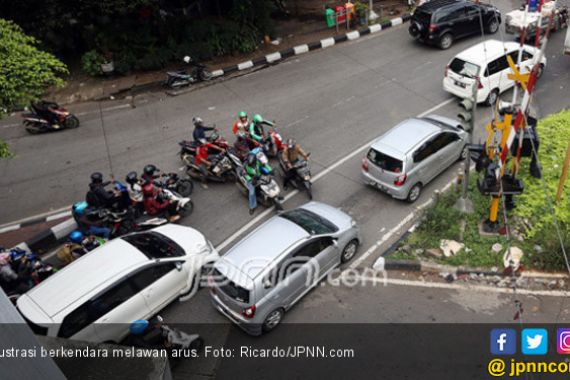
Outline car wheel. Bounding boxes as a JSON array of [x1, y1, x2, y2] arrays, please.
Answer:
[[458, 144, 469, 161], [439, 33, 453, 50], [485, 89, 499, 107], [341, 239, 360, 264], [262, 308, 284, 333], [407, 183, 422, 203], [487, 20, 499, 34]]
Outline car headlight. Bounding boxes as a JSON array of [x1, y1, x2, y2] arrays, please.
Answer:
[[199, 240, 214, 255]]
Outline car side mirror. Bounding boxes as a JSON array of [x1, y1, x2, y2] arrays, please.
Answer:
[[175, 262, 183, 271]]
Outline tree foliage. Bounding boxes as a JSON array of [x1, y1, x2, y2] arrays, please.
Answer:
[[0, 18, 68, 113]]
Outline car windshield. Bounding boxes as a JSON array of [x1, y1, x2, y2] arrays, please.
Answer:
[[279, 208, 338, 235], [212, 269, 250, 303], [449, 58, 480, 79], [367, 148, 403, 173], [122, 232, 184, 258]]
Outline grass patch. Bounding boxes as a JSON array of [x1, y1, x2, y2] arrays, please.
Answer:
[[390, 110, 570, 271]]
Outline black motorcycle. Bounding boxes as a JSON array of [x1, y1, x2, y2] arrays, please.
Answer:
[[22, 101, 80, 134], [279, 156, 313, 199], [165, 56, 213, 89], [153, 171, 194, 197]]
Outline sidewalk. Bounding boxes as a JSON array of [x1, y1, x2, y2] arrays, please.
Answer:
[[47, 4, 407, 105]]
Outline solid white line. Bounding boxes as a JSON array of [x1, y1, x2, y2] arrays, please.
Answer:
[[2, 123, 20, 129], [215, 98, 454, 253], [358, 275, 570, 298], [0, 224, 20, 234], [76, 103, 131, 117], [417, 98, 454, 117], [46, 211, 72, 222]]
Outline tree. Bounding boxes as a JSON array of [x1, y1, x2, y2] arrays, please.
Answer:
[[0, 18, 68, 114]]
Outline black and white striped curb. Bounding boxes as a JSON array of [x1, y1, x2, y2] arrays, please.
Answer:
[[12, 218, 77, 255], [210, 14, 411, 78], [0, 210, 72, 235]]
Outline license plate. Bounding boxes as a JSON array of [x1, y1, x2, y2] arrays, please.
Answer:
[[454, 81, 466, 89]]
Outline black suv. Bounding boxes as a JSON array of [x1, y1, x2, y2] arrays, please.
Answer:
[[409, 0, 501, 49]]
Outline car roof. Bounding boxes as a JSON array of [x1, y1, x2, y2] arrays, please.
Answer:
[[455, 40, 519, 64], [418, 0, 464, 13], [22, 239, 149, 318], [222, 215, 310, 280], [371, 118, 441, 156]]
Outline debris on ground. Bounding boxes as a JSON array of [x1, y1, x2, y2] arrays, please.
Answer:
[[440, 239, 465, 257]]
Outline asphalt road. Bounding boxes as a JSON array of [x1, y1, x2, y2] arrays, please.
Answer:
[[1, 2, 570, 377]]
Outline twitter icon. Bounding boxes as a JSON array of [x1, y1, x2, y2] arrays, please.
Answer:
[[522, 329, 548, 355]]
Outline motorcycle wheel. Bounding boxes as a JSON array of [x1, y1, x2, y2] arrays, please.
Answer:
[[223, 171, 237, 183], [259, 196, 272, 208], [25, 126, 41, 134], [273, 198, 284, 211], [176, 180, 194, 197], [178, 200, 194, 217], [305, 182, 313, 200], [64, 115, 80, 129]]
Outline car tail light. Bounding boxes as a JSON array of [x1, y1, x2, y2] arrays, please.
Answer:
[[428, 24, 437, 33], [242, 305, 256, 319], [444, 64, 449, 78], [362, 158, 369, 172], [476, 76, 483, 89], [394, 174, 407, 186]]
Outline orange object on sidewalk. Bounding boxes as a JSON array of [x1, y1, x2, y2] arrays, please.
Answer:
[[345, 2, 355, 20]]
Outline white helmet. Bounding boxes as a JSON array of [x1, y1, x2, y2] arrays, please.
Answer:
[[183, 56, 191, 63]]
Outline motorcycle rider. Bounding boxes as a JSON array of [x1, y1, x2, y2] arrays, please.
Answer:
[[243, 152, 273, 215], [141, 164, 159, 184], [281, 138, 310, 190], [233, 132, 254, 161], [232, 111, 250, 136], [249, 114, 274, 144], [195, 138, 225, 189], [192, 117, 215, 142], [142, 182, 180, 222], [86, 172, 120, 209], [72, 201, 112, 239], [31, 101, 60, 128], [127, 319, 171, 350]]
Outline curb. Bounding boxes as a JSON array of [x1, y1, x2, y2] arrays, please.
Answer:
[[120, 14, 411, 99], [14, 219, 77, 255], [376, 258, 569, 280], [0, 209, 72, 234]]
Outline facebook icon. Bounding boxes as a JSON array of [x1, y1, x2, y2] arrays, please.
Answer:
[[491, 329, 517, 355]]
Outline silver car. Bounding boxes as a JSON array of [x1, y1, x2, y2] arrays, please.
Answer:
[[209, 202, 361, 336], [361, 115, 468, 202]]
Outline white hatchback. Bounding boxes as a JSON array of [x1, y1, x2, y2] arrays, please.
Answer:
[[443, 40, 546, 105], [17, 224, 219, 343]]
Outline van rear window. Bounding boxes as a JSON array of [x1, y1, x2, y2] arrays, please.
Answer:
[[212, 269, 250, 304], [367, 149, 403, 173], [449, 58, 480, 79]]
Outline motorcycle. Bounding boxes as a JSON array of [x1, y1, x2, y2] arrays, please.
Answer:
[[165, 56, 213, 89], [265, 127, 285, 158], [279, 155, 313, 200], [235, 149, 284, 210], [99, 208, 168, 238], [22, 101, 80, 134], [178, 129, 231, 161], [159, 188, 194, 218], [153, 171, 194, 197], [184, 151, 239, 183]]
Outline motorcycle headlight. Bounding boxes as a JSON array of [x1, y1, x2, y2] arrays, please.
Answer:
[[304, 175, 311, 181]]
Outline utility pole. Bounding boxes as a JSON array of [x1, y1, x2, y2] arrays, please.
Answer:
[[454, 81, 477, 213]]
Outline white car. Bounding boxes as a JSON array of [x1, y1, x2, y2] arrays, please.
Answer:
[[443, 40, 546, 105], [17, 224, 220, 343]]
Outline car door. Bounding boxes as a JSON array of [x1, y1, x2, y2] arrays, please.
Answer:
[[90, 279, 151, 342], [131, 262, 189, 314], [438, 132, 463, 168], [463, 5, 482, 37], [303, 236, 339, 280], [410, 137, 440, 184], [442, 5, 469, 37]]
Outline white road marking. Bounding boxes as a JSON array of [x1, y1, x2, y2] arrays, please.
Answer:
[[284, 116, 309, 128], [46, 211, 72, 222], [349, 274, 570, 298], [76, 103, 131, 116], [215, 97, 455, 252]]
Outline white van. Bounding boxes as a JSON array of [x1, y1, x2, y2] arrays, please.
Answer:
[[17, 224, 219, 343], [443, 40, 546, 105]]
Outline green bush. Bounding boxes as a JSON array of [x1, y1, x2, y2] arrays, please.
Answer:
[[81, 50, 104, 76], [0, 139, 13, 158]]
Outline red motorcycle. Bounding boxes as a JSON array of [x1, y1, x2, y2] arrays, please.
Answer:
[[22, 101, 80, 134], [179, 129, 230, 164]]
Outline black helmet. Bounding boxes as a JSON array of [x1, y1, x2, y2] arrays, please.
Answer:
[[287, 138, 296, 149], [192, 117, 204, 128], [90, 172, 103, 184], [125, 171, 138, 185], [143, 164, 157, 176], [246, 153, 256, 167]]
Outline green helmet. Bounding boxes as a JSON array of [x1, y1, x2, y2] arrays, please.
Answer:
[[238, 111, 247, 118], [252, 114, 263, 123]]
